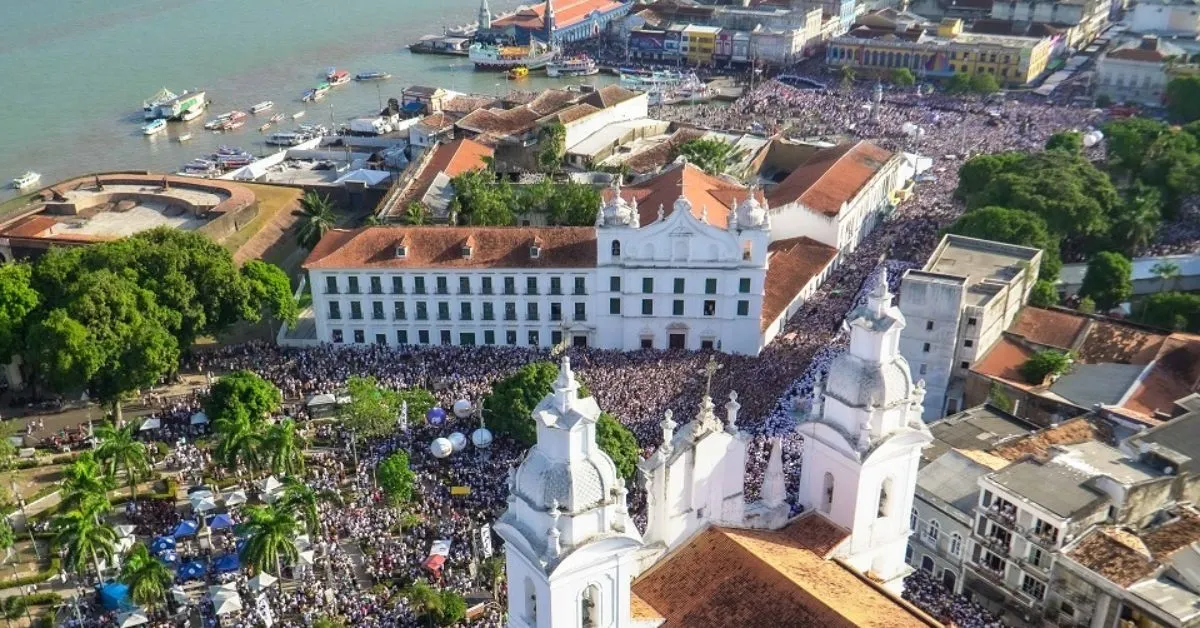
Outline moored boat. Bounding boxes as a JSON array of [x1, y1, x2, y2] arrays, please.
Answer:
[[328, 70, 351, 86], [179, 104, 206, 122], [142, 119, 168, 135], [355, 71, 392, 81], [292, 111, 306, 120], [507, 66, 528, 79], [269, 113, 285, 124], [546, 55, 599, 78], [177, 133, 192, 142], [250, 101, 275, 114], [259, 123, 273, 132], [12, 171, 40, 190], [143, 87, 177, 119], [469, 40, 556, 70]]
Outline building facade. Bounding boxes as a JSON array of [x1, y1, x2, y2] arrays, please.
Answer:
[[897, 235, 1042, 421], [1130, 0, 1200, 36], [1095, 35, 1186, 106]]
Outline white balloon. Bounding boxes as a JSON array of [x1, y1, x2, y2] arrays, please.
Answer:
[[448, 432, 468, 452], [452, 399, 472, 418], [430, 438, 453, 459], [471, 427, 494, 449]]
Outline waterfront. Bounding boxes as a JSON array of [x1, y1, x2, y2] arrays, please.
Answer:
[[0, 0, 614, 202]]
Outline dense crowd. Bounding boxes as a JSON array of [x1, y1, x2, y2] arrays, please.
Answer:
[[903, 569, 1005, 628]]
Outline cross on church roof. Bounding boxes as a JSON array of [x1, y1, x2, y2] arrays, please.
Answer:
[[699, 357, 722, 398]]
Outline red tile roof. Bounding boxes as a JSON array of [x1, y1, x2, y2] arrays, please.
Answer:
[[303, 226, 596, 270], [582, 84, 640, 109], [543, 103, 601, 125], [492, 0, 626, 31], [388, 138, 493, 216], [1009, 307, 1088, 350], [762, 237, 838, 331], [1121, 333, 1200, 419], [607, 162, 753, 227], [970, 336, 1038, 390], [766, 141, 894, 216], [1066, 528, 1157, 587], [632, 515, 937, 628]]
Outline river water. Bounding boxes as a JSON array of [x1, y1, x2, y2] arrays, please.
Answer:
[[0, 0, 613, 202]]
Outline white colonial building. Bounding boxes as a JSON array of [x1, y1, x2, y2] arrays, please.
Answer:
[[1095, 35, 1188, 107], [796, 271, 934, 590]]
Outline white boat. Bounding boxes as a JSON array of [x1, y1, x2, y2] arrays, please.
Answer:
[[142, 119, 168, 135], [269, 113, 285, 124], [142, 87, 177, 120], [292, 111, 306, 120], [179, 106, 206, 122], [177, 133, 192, 142], [546, 55, 599, 78], [12, 171, 40, 190], [469, 40, 557, 70], [354, 71, 392, 81], [250, 101, 274, 114]]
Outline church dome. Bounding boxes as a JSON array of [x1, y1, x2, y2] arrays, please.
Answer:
[[825, 353, 913, 410], [736, 188, 768, 229], [514, 447, 614, 514], [601, 180, 637, 227]]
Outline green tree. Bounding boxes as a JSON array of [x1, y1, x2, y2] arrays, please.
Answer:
[[205, 370, 282, 425], [436, 590, 467, 626], [297, 192, 337, 250], [544, 181, 602, 226], [596, 414, 639, 482], [450, 169, 516, 226], [402, 579, 463, 626], [944, 206, 1062, 279], [0, 518, 13, 560], [59, 452, 115, 515], [1045, 131, 1083, 154], [1137, 292, 1200, 331], [52, 503, 117, 584], [377, 452, 416, 505], [340, 376, 401, 439], [1102, 118, 1168, 174], [313, 617, 346, 628], [946, 72, 972, 94], [956, 152, 1025, 199], [396, 388, 437, 427], [263, 419, 306, 477], [1150, 261, 1182, 292], [242, 260, 299, 330], [1166, 75, 1200, 123], [479, 556, 506, 599], [1029, 279, 1060, 308], [891, 67, 916, 86], [1079, 252, 1134, 311], [404, 202, 428, 225], [0, 263, 38, 365], [239, 504, 300, 577], [213, 413, 265, 473], [484, 362, 561, 447], [1078, 296, 1097, 314], [1109, 183, 1162, 255], [537, 122, 567, 174], [676, 138, 747, 176], [969, 72, 1000, 94], [987, 383, 1015, 414], [1020, 350, 1073, 385], [120, 543, 173, 609], [93, 422, 149, 501], [23, 310, 99, 398], [277, 477, 325, 536]]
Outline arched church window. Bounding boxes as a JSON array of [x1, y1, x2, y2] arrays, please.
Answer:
[[742, 241, 752, 261], [611, 240, 621, 257], [821, 472, 835, 514], [877, 477, 894, 518], [581, 583, 600, 628], [525, 577, 537, 622]]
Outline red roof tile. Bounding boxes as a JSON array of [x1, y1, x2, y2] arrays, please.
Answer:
[[1122, 333, 1200, 419], [632, 515, 937, 628], [762, 237, 838, 331], [607, 162, 752, 227], [388, 138, 493, 216], [766, 141, 894, 216], [1009, 307, 1088, 349], [1066, 528, 1157, 587], [492, 0, 626, 31], [303, 226, 596, 270], [970, 336, 1038, 389]]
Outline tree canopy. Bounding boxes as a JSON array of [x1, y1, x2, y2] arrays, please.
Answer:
[[1020, 350, 1073, 385], [206, 370, 282, 425], [450, 172, 600, 226], [1166, 75, 1200, 123], [377, 451, 416, 505], [1079, 251, 1133, 311], [340, 375, 401, 439], [1136, 292, 1200, 332], [596, 413, 640, 481], [675, 138, 748, 176], [1045, 131, 1083, 154], [944, 206, 1061, 279]]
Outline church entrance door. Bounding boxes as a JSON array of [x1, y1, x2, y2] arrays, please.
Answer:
[[669, 333, 686, 349]]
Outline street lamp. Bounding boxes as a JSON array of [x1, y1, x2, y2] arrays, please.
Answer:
[[8, 478, 40, 561]]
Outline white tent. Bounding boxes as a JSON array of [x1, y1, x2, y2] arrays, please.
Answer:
[[213, 594, 243, 615], [247, 572, 278, 592], [294, 534, 312, 551], [170, 586, 190, 606], [117, 609, 149, 628], [209, 583, 238, 599], [115, 524, 137, 538], [225, 490, 248, 506], [307, 393, 336, 407], [259, 476, 283, 495], [297, 550, 316, 566], [192, 497, 219, 513], [190, 411, 209, 425], [139, 418, 161, 432]]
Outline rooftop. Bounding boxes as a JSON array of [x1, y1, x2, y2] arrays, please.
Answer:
[[921, 234, 1041, 306], [380, 138, 494, 221], [1066, 507, 1200, 596], [988, 417, 1102, 461], [766, 141, 894, 216], [919, 449, 1001, 518], [609, 161, 753, 227], [1124, 405, 1200, 473], [632, 515, 938, 628], [762, 237, 840, 331], [1054, 440, 1160, 486], [302, 226, 596, 270], [492, 0, 626, 31], [924, 404, 1037, 464], [989, 456, 1105, 519]]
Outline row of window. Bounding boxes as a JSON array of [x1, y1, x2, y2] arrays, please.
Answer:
[[910, 509, 963, 557], [326, 298, 755, 320], [328, 328, 721, 351], [327, 300, 589, 322], [322, 274, 754, 297]]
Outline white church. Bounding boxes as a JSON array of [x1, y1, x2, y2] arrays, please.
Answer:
[[494, 271, 940, 628]]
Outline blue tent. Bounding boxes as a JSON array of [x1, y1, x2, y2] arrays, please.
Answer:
[[158, 550, 178, 564], [209, 513, 235, 530], [177, 560, 207, 581], [402, 101, 423, 113], [172, 520, 198, 538], [213, 553, 241, 573], [98, 582, 129, 611], [150, 536, 176, 553]]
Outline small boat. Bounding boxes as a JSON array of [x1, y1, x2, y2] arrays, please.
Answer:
[[259, 123, 273, 132], [355, 71, 392, 81], [142, 119, 168, 135], [328, 70, 351, 86], [223, 118, 245, 130], [267, 131, 307, 146], [179, 107, 205, 122], [217, 145, 244, 155], [12, 171, 40, 190], [142, 87, 178, 120], [177, 133, 192, 142], [324, 67, 338, 81], [508, 66, 528, 79], [269, 113, 285, 123], [546, 55, 599, 78], [292, 111, 306, 120], [250, 101, 275, 114], [302, 83, 330, 102]]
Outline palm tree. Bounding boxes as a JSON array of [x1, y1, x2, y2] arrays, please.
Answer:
[[263, 419, 307, 477], [1150, 261, 1181, 292], [239, 504, 300, 578], [213, 414, 265, 474], [277, 477, 322, 536], [676, 139, 749, 176], [296, 192, 337, 250], [93, 422, 149, 501], [404, 202, 428, 225], [52, 503, 117, 584], [59, 452, 115, 516], [120, 543, 173, 609]]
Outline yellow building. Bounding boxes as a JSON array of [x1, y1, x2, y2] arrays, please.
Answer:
[[826, 17, 1054, 86], [682, 25, 720, 65]]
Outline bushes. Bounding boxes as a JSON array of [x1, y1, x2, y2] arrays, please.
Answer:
[[0, 558, 60, 590], [1020, 350, 1073, 385]]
